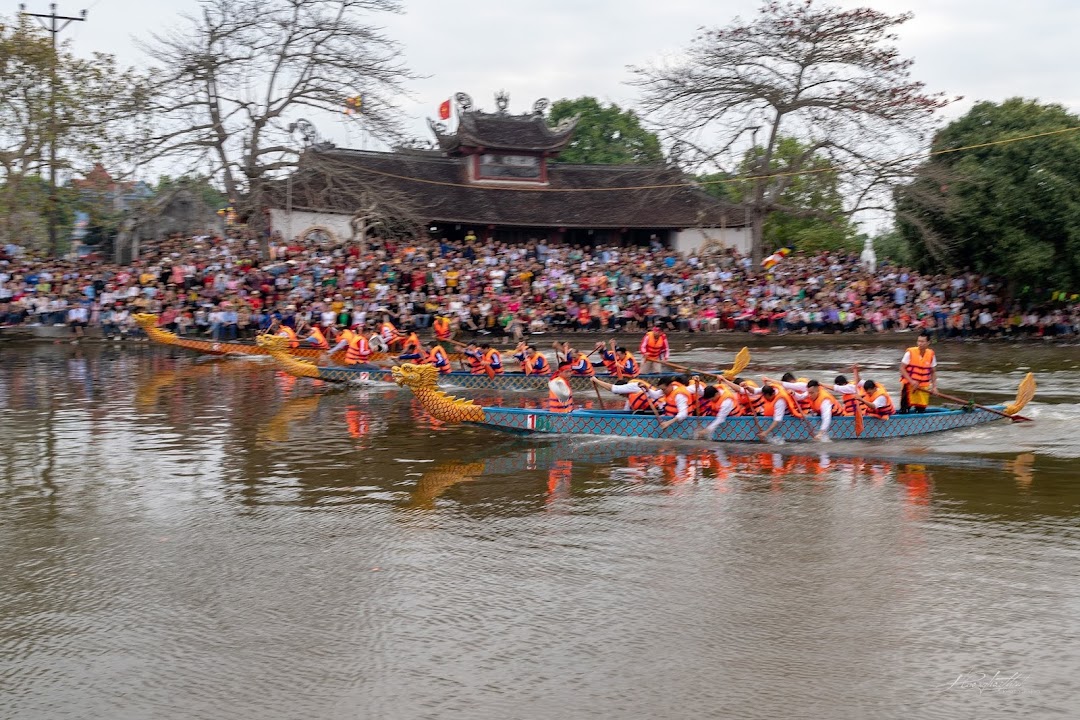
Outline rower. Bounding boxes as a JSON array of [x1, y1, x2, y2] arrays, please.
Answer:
[[327, 325, 372, 366], [639, 325, 669, 374], [657, 375, 693, 431], [855, 364, 896, 419], [378, 315, 403, 349], [560, 344, 596, 377], [900, 332, 937, 413], [754, 382, 803, 441], [479, 343, 504, 376], [614, 347, 640, 378], [398, 331, 425, 361], [693, 382, 742, 439], [805, 379, 846, 441], [523, 345, 552, 376], [275, 320, 299, 348], [548, 362, 574, 413], [820, 370, 861, 417], [778, 372, 813, 414], [303, 323, 330, 349], [425, 342, 452, 374], [463, 342, 485, 374], [591, 376, 663, 414]]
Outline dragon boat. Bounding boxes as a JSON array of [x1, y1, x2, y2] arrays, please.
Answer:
[[390, 362, 1037, 442], [132, 313, 463, 364], [257, 334, 674, 391]]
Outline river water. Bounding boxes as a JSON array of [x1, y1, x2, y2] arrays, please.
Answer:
[[2, 341, 1079, 719]]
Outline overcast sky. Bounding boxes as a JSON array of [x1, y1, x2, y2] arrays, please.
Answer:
[[33, 0, 1080, 155]]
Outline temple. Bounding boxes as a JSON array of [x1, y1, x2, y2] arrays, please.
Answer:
[[270, 92, 749, 253]]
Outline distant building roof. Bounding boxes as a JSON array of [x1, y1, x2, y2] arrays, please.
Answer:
[[431, 111, 578, 154], [277, 147, 744, 230]]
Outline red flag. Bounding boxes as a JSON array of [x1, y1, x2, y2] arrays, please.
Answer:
[[438, 99, 451, 120]]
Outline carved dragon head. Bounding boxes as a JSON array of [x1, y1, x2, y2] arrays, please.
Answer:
[[391, 363, 485, 423], [391, 362, 440, 389]]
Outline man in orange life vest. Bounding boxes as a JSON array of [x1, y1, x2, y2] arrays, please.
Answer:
[[591, 376, 663, 414], [692, 382, 742, 439], [729, 379, 802, 441], [270, 318, 299, 348], [656, 375, 694, 430], [425, 342, 452, 373], [398, 331, 425, 361], [548, 362, 574, 412], [432, 315, 453, 344], [301, 323, 330, 350], [899, 332, 937, 413], [639, 325, 670, 374], [804, 379, 845, 441], [556, 343, 597, 377], [522, 345, 552, 376], [326, 323, 375, 366]]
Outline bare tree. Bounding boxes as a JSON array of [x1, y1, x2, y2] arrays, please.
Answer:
[[631, 0, 954, 263], [138, 0, 414, 252], [281, 146, 423, 245]]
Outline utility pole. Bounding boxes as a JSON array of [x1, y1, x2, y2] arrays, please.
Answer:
[[19, 3, 87, 257]]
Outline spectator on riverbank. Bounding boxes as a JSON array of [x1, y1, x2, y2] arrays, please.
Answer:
[[1, 230, 1078, 343]]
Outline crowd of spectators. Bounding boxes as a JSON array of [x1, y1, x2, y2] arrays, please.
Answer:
[[1, 232, 1079, 342]]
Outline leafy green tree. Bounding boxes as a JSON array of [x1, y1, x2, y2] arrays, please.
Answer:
[[0, 15, 150, 251], [549, 97, 663, 165], [730, 136, 858, 253], [896, 98, 1080, 291]]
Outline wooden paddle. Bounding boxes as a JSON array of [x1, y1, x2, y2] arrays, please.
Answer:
[[930, 389, 1033, 423], [661, 346, 751, 381]]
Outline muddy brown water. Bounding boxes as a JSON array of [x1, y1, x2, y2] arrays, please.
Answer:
[[2, 341, 1079, 719]]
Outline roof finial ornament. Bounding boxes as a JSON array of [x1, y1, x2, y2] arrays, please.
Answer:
[[455, 92, 473, 112], [533, 98, 549, 116], [495, 90, 510, 114]]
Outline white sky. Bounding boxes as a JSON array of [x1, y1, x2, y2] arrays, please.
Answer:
[[27, 0, 1080, 184]]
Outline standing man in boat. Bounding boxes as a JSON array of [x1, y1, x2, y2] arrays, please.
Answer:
[[899, 332, 937, 414], [639, 325, 670, 374]]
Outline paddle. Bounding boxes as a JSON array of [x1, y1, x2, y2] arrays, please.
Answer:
[[930, 384, 1034, 423], [593, 381, 605, 410], [661, 346, 751, 381]]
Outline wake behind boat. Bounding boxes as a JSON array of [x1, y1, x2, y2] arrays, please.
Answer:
[[390, 362, 1036, 442]]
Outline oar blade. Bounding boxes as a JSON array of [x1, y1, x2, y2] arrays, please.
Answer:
[[1005, 372, 1037, 416], [723, 347, 751, 380]]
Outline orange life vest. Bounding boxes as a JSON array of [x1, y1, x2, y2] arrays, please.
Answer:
[[277, 325, 299, 348], [525, 354, 551, 376], [433, 316, 451, 340], [902, 347, 936, 386], [465, 349, 485, 374], [739, 381, 765, 415], [861, 386, 895, 419], [571, 354, 595, 377], [697, 385, 741, 417], [641, 331, 667, 361], [308, 326, 329, 350], [627, 382, 657, 414], [810, 388, 845, 417], [425, 345, 451, 373], [380, 322, 401, 346], [548, 377, 573, 413], [345, 333, 371, 364], [662, 381, 693, 417], [482, 348, 503, 375], [761, 384, 803, 419], [616, 352, 639, 378]]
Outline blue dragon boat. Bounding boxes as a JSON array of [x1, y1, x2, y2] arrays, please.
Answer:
[[391, 362, 1036, 442], [258, 334, 672, 391]]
